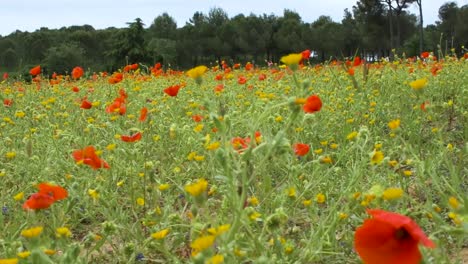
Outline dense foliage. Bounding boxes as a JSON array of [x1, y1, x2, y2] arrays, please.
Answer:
[[0, 1, 467, 75]]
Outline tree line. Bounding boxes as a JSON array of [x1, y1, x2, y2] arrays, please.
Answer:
[[0, 0, 467, 75]]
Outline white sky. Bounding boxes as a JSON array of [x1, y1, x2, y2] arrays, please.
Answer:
[[0, 0, 466, 36]]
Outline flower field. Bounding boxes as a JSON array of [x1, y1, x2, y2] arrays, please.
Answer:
[[0, 52, 467, 263]]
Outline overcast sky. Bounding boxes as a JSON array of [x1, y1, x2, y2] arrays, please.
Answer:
[[1, 0, 466, 36]]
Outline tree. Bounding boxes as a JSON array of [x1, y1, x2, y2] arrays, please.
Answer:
[[415, 0, 424, 53], [44, 43, 85, 74]]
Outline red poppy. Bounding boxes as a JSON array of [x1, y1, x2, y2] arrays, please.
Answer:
[[139, 107, 148, 122], [355, 209, 435, 264], [420, 101, 429, 112], [164, 85, 181, 97], [303, 95, 322, 113], [464, 53, 468, 59], [72, 86, 80, 92], [245, 62, 253, 71], [3, 99, 13, 107], [233, 63, 241, 69], [23, 193, 55, 210], [38, 183, 68, 201], [420, 51, 430, 58], [52, 72, 57, 79], [154, 63, 162, 70], [106, 96, 126, 115], [3, 72, 8, 80], [232, 137, 249, 151], [121, 132, 142, 142], [80, 98, 92, 109], [258, 73, 267, 81], [72, 66, 84, 79], [72, 146, 110, 169], [192, 114, 203, 122], [353, 56, 362, 67], [301, 49, 311, 60], [215, 74, 223, 81], [214, 84, 224, 92], [238, 76, 247, 85], [108, 72, 123, 84], [30, 65, 41, 76], [293, 143, 310, 156], [348, 67, 355, 76]]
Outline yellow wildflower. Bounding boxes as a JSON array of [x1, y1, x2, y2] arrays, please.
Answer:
[[5, 152, 16, 159], [191, 235, 216, 256], [403, 170, 413, 177], [249, 211, 261, 221], [388, 119, 400, 130], [409, 78, 428, 90], [16, 251, 31, 259], [186, 65, 208, 79], [21, 226, 43, 238], [280, 53, 303, 66], [158, 183, 170, 191], [206, 254, 224, 264], [338, 212, 348, 220], [56, 227, 72, 238], [136, 198, 145, 206], [185, 178, 208, 197], [248, 196, 259, 206], [151, 229, 170, 240], [382, 188, 404, 200], [347, 131, 358, 140], [316, 193, 326, 204], [302, 199, 312, 206], [13, 192, 24, 201], [206, 142, 220, 150], [0, 259, 18, 264], [43, 249, 56, 255], [371, 151, 384, 165], [287, 187, 296, 198], [88, 189, 99, 200], [448, 196, 460, 209]]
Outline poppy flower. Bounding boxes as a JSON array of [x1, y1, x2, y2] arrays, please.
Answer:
[[37, 183, 68, 201], [215, 74, 223, 81], [2, 72, 8, 80], [71, 66, 84, 79], [192, 115, 203, 122], [303, 95, 322, 113], [30, 65, 41, 76], [72, 146, 110, 169], [164, 85, 181, 97], [353, 56, 362, 67], [23, 193, 55, 210], [139, 107, 148, 122], [80, 98, 92, 109], [121, 132, 142, 142], [72, 86, 80, 92], [108, 72, 123, 84], [301, 49, 311, 60], [258, 73, 267, 81], [245, 62, 253, 71], [214, 84, 224, 92], [232, 137, 249, 152], [3, 99, 13, 107], [420, 52, 430, 58], [106, 97, 126, 115], [354, 209, 435, 264], [238, 76, 247, 85], [293, 143, 310, 156]]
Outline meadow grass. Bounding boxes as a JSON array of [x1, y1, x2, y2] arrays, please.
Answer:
[[0, 55, 467, 263]]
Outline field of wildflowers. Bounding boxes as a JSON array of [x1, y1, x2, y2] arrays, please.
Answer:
[[0, 51, 467, 263]]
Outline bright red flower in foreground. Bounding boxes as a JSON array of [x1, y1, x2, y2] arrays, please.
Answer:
[[72, 66, 84, 79], [355, 209, 435, 264], [238, 76, 247, 85], [164, 85, 181, 97], [23, 193, 55, 210], [139, 107, 148, 122], [106, 96, 126, 115], [421, 51, 430, 58], [72, 146, 110, 169], [3, 72, 8, 80], [303, 95, 322, 113], [23, 183, 68, 210], [80, 98, 92, 109], [121, 132, 142, 142], [30, 65, 41, 76], [293, 143, 310, 156], [38, 183, 68, 201]]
